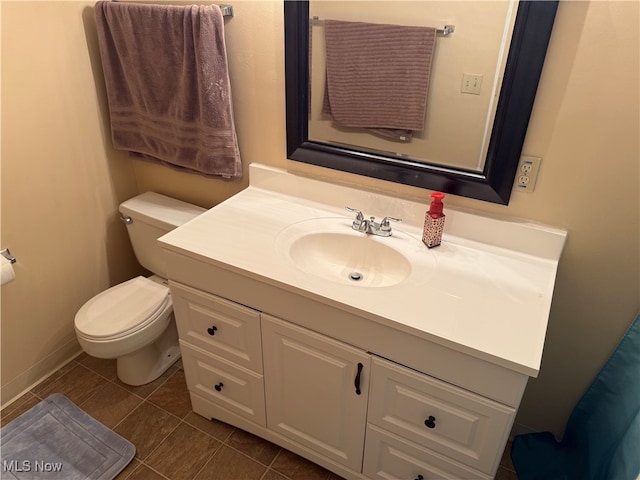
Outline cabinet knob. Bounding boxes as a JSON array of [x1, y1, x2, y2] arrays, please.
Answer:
[[207, 326, 218, 336], [424, 416, 436, 429], [214, 382, 224, 392], [415, 476, 424, 480]]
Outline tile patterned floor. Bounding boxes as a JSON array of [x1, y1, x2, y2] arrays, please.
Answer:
[[1, 354, 519, 479]]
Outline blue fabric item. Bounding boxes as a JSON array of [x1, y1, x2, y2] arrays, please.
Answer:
[[511, 311, 640, 480], [0, 393, 135, 479]]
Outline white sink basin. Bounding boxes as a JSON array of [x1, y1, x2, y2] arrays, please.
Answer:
[[288, 231, 411, 287], [275, 218, 418, 287]]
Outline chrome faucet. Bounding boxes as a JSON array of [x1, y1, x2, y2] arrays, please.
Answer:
[[345, 207, 402, 237]]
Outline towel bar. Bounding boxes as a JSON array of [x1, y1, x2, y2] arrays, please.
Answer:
[[1, 248, 16, 264], [220, 4, 233, 18], [110, 1, 233, 18], [311, 17, 455, 36]]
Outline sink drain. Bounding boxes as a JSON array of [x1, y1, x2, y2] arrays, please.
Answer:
[[348, 272, 364, 282]]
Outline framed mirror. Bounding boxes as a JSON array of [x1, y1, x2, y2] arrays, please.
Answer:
[[285, 0, 558, 204]]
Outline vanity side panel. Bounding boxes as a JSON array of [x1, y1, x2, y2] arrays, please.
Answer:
[[164, 251, 529, 407]]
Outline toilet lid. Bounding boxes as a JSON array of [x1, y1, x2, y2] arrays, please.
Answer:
[[75, 276, 170, 339]]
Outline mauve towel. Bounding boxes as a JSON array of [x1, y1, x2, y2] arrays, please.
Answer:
[[322, 20, 436, 141], [95, 1, 241, 178]]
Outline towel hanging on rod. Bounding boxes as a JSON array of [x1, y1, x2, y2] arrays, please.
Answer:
[[320, 19, 437, 141], [95, 1, 242, 178]]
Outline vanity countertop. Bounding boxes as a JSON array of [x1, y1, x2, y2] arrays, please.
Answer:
[[159, 164, 567, 377]]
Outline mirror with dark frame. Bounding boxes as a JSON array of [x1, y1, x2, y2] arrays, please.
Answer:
[[285, 0, 558, 204]]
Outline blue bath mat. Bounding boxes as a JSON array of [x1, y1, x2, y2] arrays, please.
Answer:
[[1, 393, 135, 479]]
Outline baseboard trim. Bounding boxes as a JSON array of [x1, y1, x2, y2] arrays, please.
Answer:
[[1, 338, 82, 408]]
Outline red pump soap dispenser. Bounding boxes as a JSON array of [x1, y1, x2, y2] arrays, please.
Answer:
[[422, 192, 445, 248]]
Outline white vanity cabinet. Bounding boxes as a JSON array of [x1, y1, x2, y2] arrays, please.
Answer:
[[159, 163, 567, 480], [167, 272, 519, 480]]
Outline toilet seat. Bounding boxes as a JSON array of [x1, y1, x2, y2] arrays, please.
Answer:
[[75, 276, 171, 341]]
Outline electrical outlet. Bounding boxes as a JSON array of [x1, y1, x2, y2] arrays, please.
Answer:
[[514, 156, 541, 192]]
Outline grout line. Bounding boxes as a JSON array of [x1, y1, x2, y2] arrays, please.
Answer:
[[188, 440, 224, 480]]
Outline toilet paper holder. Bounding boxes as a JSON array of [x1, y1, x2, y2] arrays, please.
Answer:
[[1, 248, 16, 264]]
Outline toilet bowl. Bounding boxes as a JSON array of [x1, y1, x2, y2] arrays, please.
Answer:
[[73, 192, 205, 386], [75, 275, 179, 385]]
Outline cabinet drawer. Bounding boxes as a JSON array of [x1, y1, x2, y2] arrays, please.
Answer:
[[369, 357, 514, 474], [180, 341, 266, 427], [363, 424, 491, 480], [170, 281, 263, 373]]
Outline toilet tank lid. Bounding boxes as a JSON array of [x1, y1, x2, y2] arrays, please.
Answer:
[[119, 192, 206, 230]]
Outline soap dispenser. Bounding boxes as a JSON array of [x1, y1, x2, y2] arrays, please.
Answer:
[[422, 192, 445, 248]]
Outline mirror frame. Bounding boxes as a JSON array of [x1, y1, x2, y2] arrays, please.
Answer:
[[285, 0, 558, 204]]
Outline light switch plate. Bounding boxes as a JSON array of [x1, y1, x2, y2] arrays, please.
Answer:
[[461, 74, 483, 95]]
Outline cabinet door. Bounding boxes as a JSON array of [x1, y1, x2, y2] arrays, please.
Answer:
[[262, 314, 370, 471]]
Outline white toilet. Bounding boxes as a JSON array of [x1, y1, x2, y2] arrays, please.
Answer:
[[74, 192, 205, 386]]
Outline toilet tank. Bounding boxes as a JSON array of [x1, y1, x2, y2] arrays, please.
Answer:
[[119, 192, 206, 278]]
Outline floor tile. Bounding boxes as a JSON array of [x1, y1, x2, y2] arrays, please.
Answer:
[[226, 428, 281, 466], [0, 393, 40, 426], [183, 411, 235, 442], [147, 369, 192, 419], [495, 465, 519, 479], [195, 445, 266, 480], [262, 469, 289, 480], [271, 449, 331, 480], [30, 360, 82, 397], [501, 439, 515, 470], [114, 458, 141, 480], [34, 364, 106, 406], [77, 353, 119, 381], [327, 473, 347, 480], [145, 422, 220, 480], [114, 401, 180, 460], [81, 381, 143, 429], [126, 464, 167, 480], [116, 362, 180, 399]]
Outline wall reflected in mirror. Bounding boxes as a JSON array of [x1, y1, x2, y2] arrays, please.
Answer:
[[308, 1, 518, 171]]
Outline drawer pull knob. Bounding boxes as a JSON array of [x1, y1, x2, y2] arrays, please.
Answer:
[[207, 326, 218, 336], [415, 476, 424, 480], [424, 416, 436, 429], [214, 382, 224, 392], [354, 362, 364, 395]]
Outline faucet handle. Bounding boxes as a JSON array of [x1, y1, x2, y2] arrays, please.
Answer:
[[346, 207, 368, 232], [345, 207, 364, 221], [380, 216, 402, 232]]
